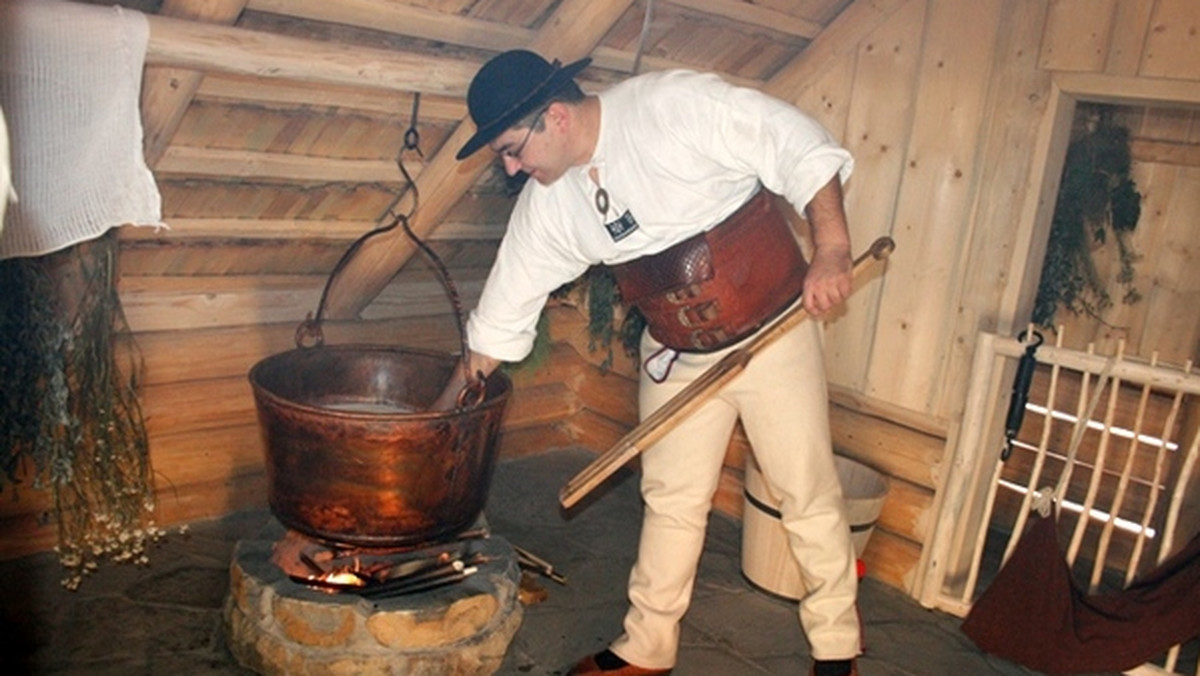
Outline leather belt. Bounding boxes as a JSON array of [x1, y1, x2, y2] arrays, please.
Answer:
[[609, 189, 807, 352]]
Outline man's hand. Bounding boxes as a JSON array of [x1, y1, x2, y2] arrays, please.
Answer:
[[431, 351, 501, 411], [803, 245, 853, 317], [801, 175, 854, 317]]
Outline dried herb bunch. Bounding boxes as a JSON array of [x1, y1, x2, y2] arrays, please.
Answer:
[[1033, 103, 1143, 327], [508, 267, 645, 375], [0, 232, 161, 589], [581, 266, 644, 370]]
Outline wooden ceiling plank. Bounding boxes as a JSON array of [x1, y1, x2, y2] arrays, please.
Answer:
[[144, 14, 482, 96], [587, 47, 759, 86], [245, 0, 530, 51], [120, 217, 378, 239], [156, 146, 421, 182], [319, 0, 637, 319], [197, 74, 468, 119], [141, 0, 249, 168], [245, 0, 740, 81], [668, 0, 823, 38], [765, 0, 909, 100]]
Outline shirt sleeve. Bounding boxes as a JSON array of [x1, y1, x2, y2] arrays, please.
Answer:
[[466, 189, 590, 362]]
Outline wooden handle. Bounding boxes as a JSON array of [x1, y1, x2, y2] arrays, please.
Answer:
[[559, 236, 895, 509]]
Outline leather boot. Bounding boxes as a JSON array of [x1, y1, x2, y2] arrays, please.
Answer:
[[567, 649, 672, 675], [809, 658, 858, 676]]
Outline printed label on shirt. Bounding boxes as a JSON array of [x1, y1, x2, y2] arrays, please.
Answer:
[[604, 209, 639, 242]]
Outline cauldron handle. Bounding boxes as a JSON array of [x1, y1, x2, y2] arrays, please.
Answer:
[[294, 119, 485, 405], [456, 373, 487, 409], [298, 208, 476, 384]]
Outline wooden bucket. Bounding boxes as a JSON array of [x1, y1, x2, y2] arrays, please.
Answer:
[[741, 453, 888, 600]]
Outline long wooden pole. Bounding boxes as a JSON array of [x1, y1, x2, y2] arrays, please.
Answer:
[[559, 236, 896, 509]]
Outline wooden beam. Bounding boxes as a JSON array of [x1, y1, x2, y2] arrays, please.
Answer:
[[155, 145, 420, 182], [1053, 71, 1200, 107], [144, 13, 482, 96], [141, 0, 248, 168], [1131, 138, 1200, 168], [318, 0, 637, 319]]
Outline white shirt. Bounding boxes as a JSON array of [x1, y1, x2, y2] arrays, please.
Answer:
[[467, 69, 853, 362]]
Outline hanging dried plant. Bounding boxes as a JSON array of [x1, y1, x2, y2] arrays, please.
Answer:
[[583, 266, 644, 369], [506, 267, 645, 375], [0, 232, 161, 589], [1033, 103, 1143, 327]]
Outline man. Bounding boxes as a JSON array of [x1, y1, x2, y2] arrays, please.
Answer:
[[441, 50, 860, 676]]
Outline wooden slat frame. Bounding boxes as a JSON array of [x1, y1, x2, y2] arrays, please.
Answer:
[[918, 330, 1200, 675]]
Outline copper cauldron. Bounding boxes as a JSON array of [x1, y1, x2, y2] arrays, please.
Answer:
[[249, 345, 511, 547]]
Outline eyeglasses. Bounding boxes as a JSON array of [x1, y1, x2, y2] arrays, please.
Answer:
[[497, 108, 548, 160]]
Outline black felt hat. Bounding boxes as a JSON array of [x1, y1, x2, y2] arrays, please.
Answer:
[[455, 50, 591, 160]]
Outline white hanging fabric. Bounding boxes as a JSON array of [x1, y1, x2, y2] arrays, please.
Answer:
[[0, 0, 162, 260], [0, 105, 14, 230]]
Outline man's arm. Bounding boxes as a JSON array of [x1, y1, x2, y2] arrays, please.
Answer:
[[801, 175, 853, 317], [431, 350, 502, 411]]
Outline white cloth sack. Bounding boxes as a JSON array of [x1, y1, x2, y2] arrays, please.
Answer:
[[0, 0, 162, 259]]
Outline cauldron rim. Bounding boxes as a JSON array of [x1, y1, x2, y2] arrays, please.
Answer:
[[247, 343, 512, 419]]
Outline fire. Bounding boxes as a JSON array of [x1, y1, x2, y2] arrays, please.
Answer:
[[317, 569, 367, 588]]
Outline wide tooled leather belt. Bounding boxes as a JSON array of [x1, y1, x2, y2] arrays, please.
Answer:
[[609, 188, 807, 353]]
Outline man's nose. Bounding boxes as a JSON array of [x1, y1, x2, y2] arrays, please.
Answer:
[[502, 155, 523, 176]]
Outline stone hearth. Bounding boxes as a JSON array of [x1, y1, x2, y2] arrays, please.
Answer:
[[223, 521, 523, 675]]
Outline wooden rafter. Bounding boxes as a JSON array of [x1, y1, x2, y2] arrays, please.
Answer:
[[141, 0, 248, 167], [144, 15, 481, 95]]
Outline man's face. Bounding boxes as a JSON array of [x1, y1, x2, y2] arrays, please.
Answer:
[[488, 105, 568, 186]]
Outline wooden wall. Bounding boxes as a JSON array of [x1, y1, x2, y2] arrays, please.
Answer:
[[5, 0, 1198, 602], [765, 0, 1200, 591]]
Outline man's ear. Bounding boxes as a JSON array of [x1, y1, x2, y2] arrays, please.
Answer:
[[545, 102, 567, 131]]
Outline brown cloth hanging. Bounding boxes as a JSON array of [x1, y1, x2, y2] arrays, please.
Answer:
[[961, 510, 1200, 674]]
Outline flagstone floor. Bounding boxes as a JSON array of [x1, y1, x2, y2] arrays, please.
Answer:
[[1, 448, 1124, 675]]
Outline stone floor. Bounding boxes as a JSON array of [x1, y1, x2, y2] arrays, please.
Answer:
[[0, 448, 1122, 675]]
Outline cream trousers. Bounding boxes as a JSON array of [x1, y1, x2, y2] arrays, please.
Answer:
[[610, 317, 861, 668]]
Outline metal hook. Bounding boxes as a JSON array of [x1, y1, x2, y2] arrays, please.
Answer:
[[404, 92, 423, 156]]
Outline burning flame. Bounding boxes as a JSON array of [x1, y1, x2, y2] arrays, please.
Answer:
[[318, 569, 367, 587], [299, 555, 369, 591]]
